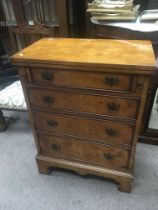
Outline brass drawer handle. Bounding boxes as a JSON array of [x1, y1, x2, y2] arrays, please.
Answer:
[[47, 120, 58, 127], [51, 143, 61, 151], [104, 153, 115, 161], [107, 102, 120, 112], [105, 128, 118, 136], [105, 76, 120, 86], [43, 96, 54, 104], [42, 72, 54, 81]]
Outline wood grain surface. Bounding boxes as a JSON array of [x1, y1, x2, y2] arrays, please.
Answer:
[[12, 38, 156, 192], [34, 112, 134, 146], [11, 38, 156, 71], [39, 134, 130, 170], [29, 88, 139, 119]]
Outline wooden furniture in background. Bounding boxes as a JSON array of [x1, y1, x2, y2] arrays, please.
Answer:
[[0, 0, 71, 53], [11, 38, 156, 192]]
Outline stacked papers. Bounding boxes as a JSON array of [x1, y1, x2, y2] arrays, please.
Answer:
[[87, 0, 140, 21]]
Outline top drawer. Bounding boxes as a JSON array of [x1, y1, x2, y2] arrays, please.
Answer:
[[29, 67, 139, 93]]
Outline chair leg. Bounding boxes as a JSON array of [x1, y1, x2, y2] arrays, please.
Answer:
[[0, 110, 7, 132]]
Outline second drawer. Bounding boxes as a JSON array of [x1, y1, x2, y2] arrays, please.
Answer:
[[29, 88, 139, 120], [34, 112, 134, 146]]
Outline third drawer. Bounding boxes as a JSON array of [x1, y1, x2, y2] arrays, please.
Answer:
[[34, 112, 135, 146]]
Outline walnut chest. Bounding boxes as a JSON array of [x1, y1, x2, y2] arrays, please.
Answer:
[[11, 38, 156, 192]]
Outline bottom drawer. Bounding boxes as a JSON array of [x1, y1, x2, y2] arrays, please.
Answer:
[[39, 134, 130, 170]]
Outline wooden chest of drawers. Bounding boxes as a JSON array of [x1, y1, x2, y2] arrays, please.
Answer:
[[11, 38, 156, 192]]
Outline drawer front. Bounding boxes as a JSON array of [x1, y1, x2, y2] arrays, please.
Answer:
[[30, 68, 133, 92], [39, 134, 130, 169], [29, 89, 139, 119], [34, 112, 134, 146]]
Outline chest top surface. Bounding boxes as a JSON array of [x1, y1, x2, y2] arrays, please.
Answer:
[[11, 38, 156, 73]]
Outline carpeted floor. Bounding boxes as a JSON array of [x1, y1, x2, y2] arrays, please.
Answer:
[[0, 111, 158, 210]]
